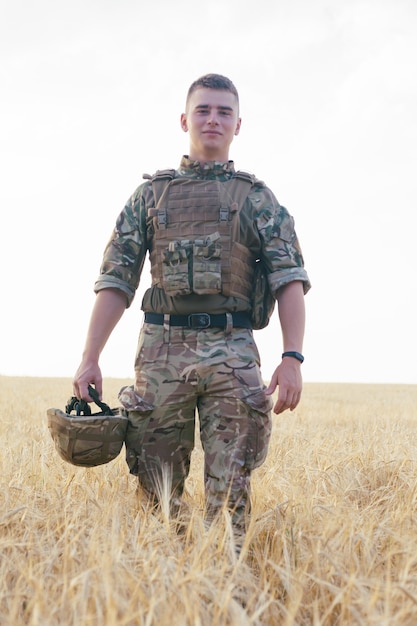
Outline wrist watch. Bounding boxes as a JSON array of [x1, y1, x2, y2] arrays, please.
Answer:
[[282, 351, 304, 364]]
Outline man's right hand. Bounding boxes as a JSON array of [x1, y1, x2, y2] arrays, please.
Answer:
[[73, 360, 103, 402]]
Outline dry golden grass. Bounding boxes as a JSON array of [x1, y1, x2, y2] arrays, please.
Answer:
[[1, 376, 417, 625]]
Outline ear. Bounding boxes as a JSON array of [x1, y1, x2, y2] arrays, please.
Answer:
[[234, 117, 242, 136], [180, 113, 188, 133]]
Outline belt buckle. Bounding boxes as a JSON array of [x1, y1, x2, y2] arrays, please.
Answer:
[[188, 313, 211, 329]]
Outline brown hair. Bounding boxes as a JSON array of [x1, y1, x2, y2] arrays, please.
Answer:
[[186, 74, 239, 109]]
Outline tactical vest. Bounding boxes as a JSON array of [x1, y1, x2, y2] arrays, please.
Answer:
[[145, 169, 258, 303]]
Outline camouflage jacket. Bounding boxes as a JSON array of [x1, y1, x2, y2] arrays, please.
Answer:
[[94, 156, 311, 315]]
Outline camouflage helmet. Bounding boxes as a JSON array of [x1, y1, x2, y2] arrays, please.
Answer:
[[47, 386, 128, 467]]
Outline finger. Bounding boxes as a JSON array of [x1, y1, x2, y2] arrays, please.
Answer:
[[79, 384, 92, 402], [286, 390, 301, 412], [275, 388, 300, 414], [93, 380, 103, 401], [274, 400, 287, 415], [274, 389, 289, 414], [291, 391, 301, 411], [72, 379, 81, 399], [265, 373, 278, 396], [291, 391, 302, 411]]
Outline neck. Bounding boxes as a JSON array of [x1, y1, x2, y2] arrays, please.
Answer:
[[180, 156, 235, 176], [188, 150, 230, 164]]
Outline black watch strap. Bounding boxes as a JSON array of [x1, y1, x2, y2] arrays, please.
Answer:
[[282, 351, 304, 364]]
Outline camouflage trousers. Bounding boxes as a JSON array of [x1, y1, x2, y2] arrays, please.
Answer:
[[119, 319, 273, 526]]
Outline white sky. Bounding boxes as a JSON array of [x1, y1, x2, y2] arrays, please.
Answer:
[[1, 0, 416, 384]]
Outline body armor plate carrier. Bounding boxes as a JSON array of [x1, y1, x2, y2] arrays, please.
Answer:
[[146, 169, 258, 302]]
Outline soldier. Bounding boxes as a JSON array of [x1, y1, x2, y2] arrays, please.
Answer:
[[73, 73, 311, 534]]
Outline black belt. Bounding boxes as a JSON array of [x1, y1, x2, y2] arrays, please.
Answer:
[[144, 312, 252, 330]]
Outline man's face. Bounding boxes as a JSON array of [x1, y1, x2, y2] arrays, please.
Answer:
[[180, 87, 241, 162]]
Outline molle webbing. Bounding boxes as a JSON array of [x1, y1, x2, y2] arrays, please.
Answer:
[[147, 170, 256, 301]]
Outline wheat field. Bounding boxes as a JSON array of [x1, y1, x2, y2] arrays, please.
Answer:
[[1, 376, 417, 625]]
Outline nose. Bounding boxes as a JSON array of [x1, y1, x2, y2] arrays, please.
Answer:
[[207, 110, 219, 125]]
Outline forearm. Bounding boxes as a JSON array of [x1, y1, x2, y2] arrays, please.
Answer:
[[73, 288, 127, 400], [265, 281, 305, 414], [276, 280, 305, 353], [81, 288, 127, 362]]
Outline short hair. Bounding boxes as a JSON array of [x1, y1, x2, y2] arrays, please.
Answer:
[[186, 73, 239, 109]]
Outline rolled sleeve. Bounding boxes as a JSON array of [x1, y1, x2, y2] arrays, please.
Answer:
[[268, 267, 311, 296], [253, 186, 311, 296], [94, 275, 136, 307]]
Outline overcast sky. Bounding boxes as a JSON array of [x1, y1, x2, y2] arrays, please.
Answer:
[[1, 0, 416, 385]]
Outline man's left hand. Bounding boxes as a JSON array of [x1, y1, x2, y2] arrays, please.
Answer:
[[265, 358, 302, 414]]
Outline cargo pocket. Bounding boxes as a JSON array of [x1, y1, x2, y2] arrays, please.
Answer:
[[118, 385, 154, 474], [242, 389, 273, 469], [161, 241, 192, 295], [192, 232, 222, 294]]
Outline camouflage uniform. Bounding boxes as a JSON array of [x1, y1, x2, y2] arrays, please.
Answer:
[[95, 157, 310, 524]]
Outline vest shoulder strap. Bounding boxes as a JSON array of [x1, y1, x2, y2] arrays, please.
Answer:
[[222, 171, 264, 219], [143, 169, 176, 206], [233, 170, 256, 184]]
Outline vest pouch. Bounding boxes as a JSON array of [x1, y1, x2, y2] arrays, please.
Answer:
[[161, 241, 192, 296], [250, 259, 275, 330], [192, 235, 222, 294]]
